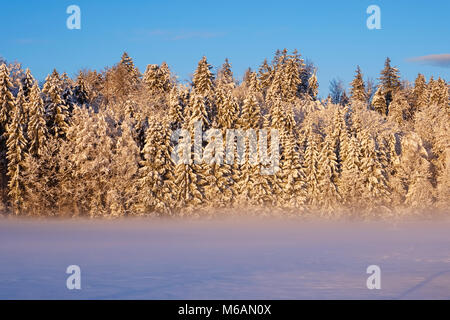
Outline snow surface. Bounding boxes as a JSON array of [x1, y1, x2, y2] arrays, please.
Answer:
[[1, 216, 450, 299]]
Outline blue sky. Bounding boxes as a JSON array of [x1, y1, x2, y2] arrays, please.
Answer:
[[1, 0, 449, 97]]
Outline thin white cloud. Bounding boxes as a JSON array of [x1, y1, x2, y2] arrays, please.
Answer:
[[407, 54, 450, 68]]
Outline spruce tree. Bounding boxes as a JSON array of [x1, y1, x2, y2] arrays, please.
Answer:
[[193, 56, 214, 96], [303, 127, 321, 208], [389, 90, 411, 124], [216, 58, 235, 90], [413, 73, 428, 114], [350, 66, 366, 106], [107, 117, 140, 217], [372, 87, 387, 116], [307, 70, 319, 100], [0, 64, 15, 129], [42, 72, 69, 138], [6, 100, 27, 214], [359, 130, 390, 209], [137, 116, 174, 215], [379, 57, 401, 113], [27, 83, 48, 157], [317, 135, 340, 212]]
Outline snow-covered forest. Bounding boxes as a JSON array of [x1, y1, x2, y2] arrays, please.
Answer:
[[0, 49, 448, 218]]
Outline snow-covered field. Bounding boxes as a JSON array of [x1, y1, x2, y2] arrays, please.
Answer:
[[1, 216, 450, 299]]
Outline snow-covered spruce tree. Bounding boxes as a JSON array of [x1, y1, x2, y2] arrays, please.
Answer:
[[265, 62, 284, 103], [358, 130, 391, 211], [331, 106, 350, 173], [338, 135, 362, 208], [159, 62, 173, 92], [168, 86, 185, 130], [0, 64, 15, 129], [216, 58, 235, 90], [378, 57, 401, 114], [60, 72, 76, 112], [187, 90, 211, 130], [232, 93, 260, 207], [247, 115, 273, 208], [202, 129, 234, 208], [307, 70, 319, 101], [106, 116, 140, 217], [285, 49, 304, 101], [27, 83, 48, 158], [246, 71, 261, 95], [430, 77, 449, 109], [59, 109, 114, 216], [303, 126, 321, 209], [15, 87, 28, 130], [317, 134, 340, 213], [371, 87, 387, 116], [392, 132, 434, 211], [215, 85, 238, 130], [279, 130, 306, 210], [388, 90, 411, 125], [42, 72, 69, 139], [0, 63, 16, 209], [5, 99, 27, 214], [193, 56, 214, 97], [104, 52, 141, 104], [72, 71, 89, 108], [258, 58, 273, 96], [22, 135, 61, 215], [137, 116, 174, 215], [119, 52, 141, 87], [350, 66, 366, 107], [240, 93, 261, 130], [143, 64, 164, 96], [20, 68, 35, 100], [171, 128, 203, 215], [412, 73, 429, 114], [20, 69, 36, 124]]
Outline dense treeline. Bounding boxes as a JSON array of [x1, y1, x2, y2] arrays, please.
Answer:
[[0, 49, 448, 218]]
